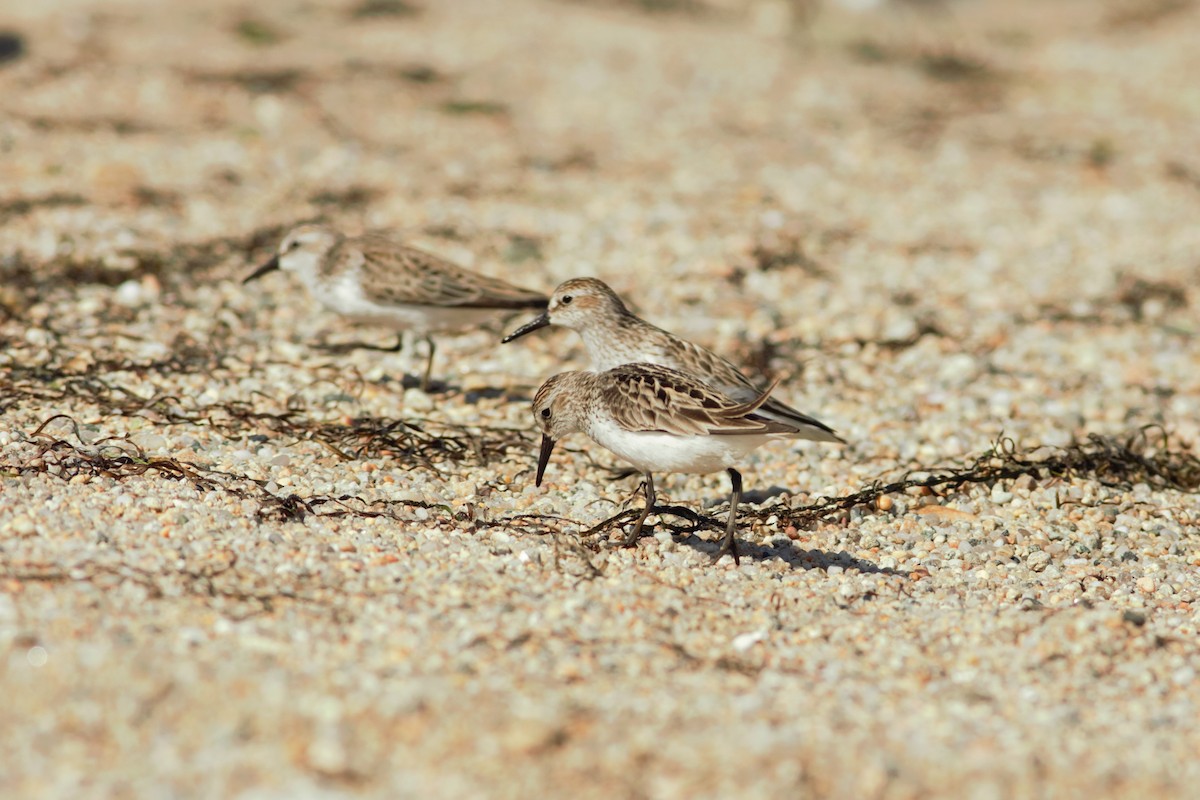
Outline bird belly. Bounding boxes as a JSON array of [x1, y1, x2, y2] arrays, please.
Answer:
[[317, 275, 499, 332], [589, 424, 769, 475]]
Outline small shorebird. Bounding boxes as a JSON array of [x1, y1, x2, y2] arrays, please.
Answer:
[[504, 277, 841, 440], [532, 362, 836, 565], [245, 224, 547, 390]]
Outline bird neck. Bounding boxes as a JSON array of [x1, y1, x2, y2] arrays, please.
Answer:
[[578, 308, 655, 369]]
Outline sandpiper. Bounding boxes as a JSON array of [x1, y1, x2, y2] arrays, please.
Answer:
[[531, 362, 835, 565], [245, 224, 547, 390]]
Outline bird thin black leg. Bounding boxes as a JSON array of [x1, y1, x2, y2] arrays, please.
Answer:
[[621, 472, 656, 548], [420, 335, 436, 392], [714, 468, 742, 565]]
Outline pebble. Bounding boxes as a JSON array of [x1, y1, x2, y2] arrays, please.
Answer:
[[731, 629, 768, 652], [113, 279, 146, 308], [1026, 551, 1052, 572], [9, 515, 36, 536], [133, 432, 167, 451]]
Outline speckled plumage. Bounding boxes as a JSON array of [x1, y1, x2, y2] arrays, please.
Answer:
[[531, 363, 829, 565], [587, 363, 791, 439], [506, 277, 843, 443], [338, 232, 548, 311]]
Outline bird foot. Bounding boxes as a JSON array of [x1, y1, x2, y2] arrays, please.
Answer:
[[615, 528, 644, 549], [712, 536, 741, 566], [613, 516, 655, 549]]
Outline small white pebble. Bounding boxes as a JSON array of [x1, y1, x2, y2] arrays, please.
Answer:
[[731, 629, 767, 653], [26, 646, 48, 667], [24, 328, 50, 347], [113, 279, 145, 307], [10, 516, 36, 536], [134, 433, 167, 451]]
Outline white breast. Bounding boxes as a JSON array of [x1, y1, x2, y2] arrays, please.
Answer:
[[586, 417, 769, 475], [315, 271, 502, 333]]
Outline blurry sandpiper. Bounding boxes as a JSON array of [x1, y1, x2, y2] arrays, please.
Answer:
[[246, 223, 547, 390]]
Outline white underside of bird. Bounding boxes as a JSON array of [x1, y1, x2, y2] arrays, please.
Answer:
[[586, 416, 774, 475], [319, 270, 506, 332]]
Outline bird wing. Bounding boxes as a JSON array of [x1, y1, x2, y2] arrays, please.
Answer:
[[661, 333, 844, 443], [346, 234, 546, 309], [600, 363, 795, 437]]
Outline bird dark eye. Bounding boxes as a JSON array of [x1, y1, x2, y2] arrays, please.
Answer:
[[560, 295, 573, 305], [288, 240, 301, 251], [540, 408, 551, 418]]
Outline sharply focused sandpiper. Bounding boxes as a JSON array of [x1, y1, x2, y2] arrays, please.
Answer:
[[245, 224, 547, 390], [504, 277, 842, 440], [532, 362, 836, 565]]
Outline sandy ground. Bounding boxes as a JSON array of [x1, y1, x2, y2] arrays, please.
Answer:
[[2, 0, 1200, 797]]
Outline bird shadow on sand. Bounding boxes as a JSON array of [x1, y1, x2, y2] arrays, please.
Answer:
[[375, 373, 519, 399], [306, 354, 528, 400], [581, 504, 900, 574], [310, 336, 457, 395], [313, 335, 403, 355]]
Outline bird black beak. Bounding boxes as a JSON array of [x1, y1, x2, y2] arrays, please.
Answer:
[[535, 434, 556, 487], [242, 255, 280, 284], [502, 311, 550, 344]]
